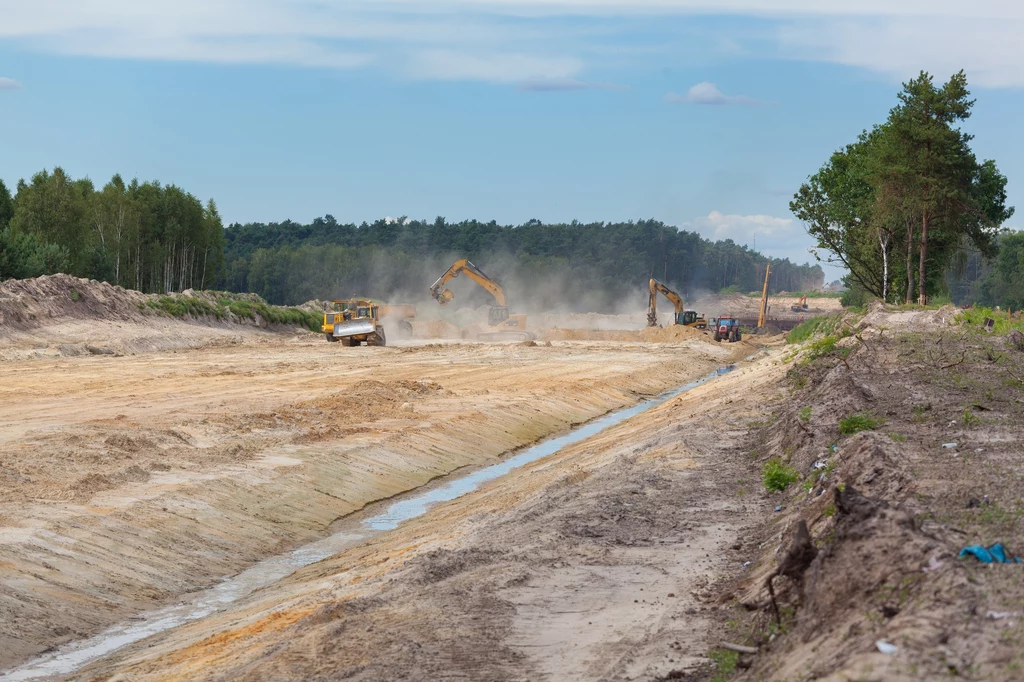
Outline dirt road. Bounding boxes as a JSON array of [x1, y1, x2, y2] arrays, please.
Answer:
[[0, 323, 751, 672]]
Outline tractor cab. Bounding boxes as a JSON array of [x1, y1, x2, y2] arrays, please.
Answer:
[[713, 316, 742, 343]]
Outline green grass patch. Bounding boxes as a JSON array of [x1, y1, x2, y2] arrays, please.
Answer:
[[709, 648, 739, 682], [889, 433, 907, 442], [799, 406, 812, 422], [959, 307, 1024, 335], [787, 315, 840, 344], [147, 293, 321, 332], [763, 460, 799, 492], [839, 412, 882, 435]]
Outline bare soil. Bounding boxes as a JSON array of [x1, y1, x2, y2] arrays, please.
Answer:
[[0, 276, 747, 673], [68, 343, 777, 682], [704, 303, 1024, 681]]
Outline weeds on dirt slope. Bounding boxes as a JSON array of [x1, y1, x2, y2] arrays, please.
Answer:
[[708, 310, 1024, 681], [146, 291, 321, 331]]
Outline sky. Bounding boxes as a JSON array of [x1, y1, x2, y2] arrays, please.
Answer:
[[2, 1, 1024, 282]]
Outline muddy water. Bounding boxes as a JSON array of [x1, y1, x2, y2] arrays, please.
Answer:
[[3, 363, 738, 681]]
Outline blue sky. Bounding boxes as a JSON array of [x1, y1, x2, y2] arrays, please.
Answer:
[[3, 1, 1023, 281]]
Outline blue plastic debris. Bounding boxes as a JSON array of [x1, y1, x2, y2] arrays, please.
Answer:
[[958, 543, 1022, 564]]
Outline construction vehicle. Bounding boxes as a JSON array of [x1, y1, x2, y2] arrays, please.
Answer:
[[757, 264, 772, 329], [790, 295, 809, 313], [647, 279, 707, 329], [322, 299, 386, 346], [429, 259, 533, 341], [713, 316, 742, 343]]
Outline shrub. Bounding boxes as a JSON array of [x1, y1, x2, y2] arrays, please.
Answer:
[[763, 460, 799, 492], [838, 412, 882, 435]]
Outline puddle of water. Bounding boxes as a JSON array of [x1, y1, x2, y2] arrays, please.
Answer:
[[2, 363, 738, 681]]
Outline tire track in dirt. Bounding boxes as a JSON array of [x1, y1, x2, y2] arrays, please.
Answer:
[[0, 336, 737, 671], [60, 343, 775, 682]]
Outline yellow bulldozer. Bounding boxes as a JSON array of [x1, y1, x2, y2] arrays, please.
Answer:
[[430, 259, 533, 341], [322, 299, 387, 346], [647, 278, 707, 329]]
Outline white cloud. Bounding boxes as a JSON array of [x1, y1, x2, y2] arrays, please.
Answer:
[[683, 210, 824, 267], [0, 76, 22, 89], [665, 82, 767, 106], [2, 1, 1024, 87]]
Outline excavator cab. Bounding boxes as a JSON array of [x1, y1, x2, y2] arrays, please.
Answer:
[[676, 310, 707, 328], [488, 306, 510, 327]]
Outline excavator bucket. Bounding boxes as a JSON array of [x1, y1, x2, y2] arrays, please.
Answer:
[[333, 319, 376, 338], [436, 289, 455, 306]]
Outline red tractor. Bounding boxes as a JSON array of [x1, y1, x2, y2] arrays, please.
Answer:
[[713, 316, 742, 343]]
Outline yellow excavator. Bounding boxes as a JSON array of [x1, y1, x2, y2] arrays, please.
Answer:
[[790, 295, 808, 313], [647, 278, 707, 329], [430, 259, 533, 341]]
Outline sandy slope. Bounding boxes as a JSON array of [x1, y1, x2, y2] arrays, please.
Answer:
[[0, 330, 739, 671], [56, 341, 777, 681]]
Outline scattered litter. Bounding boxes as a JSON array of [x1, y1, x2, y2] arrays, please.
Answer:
[[829, 444, 838, 453], [987, 611, 1020, 620], [922, 555, 945, 573], [741, 561, 752, 569], [875, 640, 898, 655], [958, 543, 1022, 564], [812, 460, 827, 470], [774, 505, 784, 513], [942, 443, 958, 449]]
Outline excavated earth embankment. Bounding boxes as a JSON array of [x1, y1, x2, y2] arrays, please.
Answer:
[[0, 275, 313, 360], [703, 304, 1024, 681], [0, 320, 742, 673], [62, 341, 773, 682]]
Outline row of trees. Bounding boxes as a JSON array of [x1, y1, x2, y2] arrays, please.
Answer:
[[221, 217, 825, 309], [791, 71, 1013, 305], [0, 169, 224, 292], [945, 230, 1024, 309]]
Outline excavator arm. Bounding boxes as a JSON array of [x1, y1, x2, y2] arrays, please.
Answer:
[[647, 278, 684, 327], [430, 258, 508, 307]]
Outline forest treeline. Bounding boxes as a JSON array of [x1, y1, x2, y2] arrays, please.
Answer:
[[0, 173, 824, 310], [219, 217, 825, 309], [4, 162, 1020, 312], [0, 169, 224, 293]]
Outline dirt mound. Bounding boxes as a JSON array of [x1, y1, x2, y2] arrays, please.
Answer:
[[267, 379, 446, 441], [538, 328, 642, 342], [410, 319, 463, 339], [638, 324, 707, 343], [856, 301, 960, 333], [0, 274, 149, 330]]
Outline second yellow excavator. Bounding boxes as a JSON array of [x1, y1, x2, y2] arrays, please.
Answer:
[[430, 259, 533, 341], [647, 278, 707, 329]]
